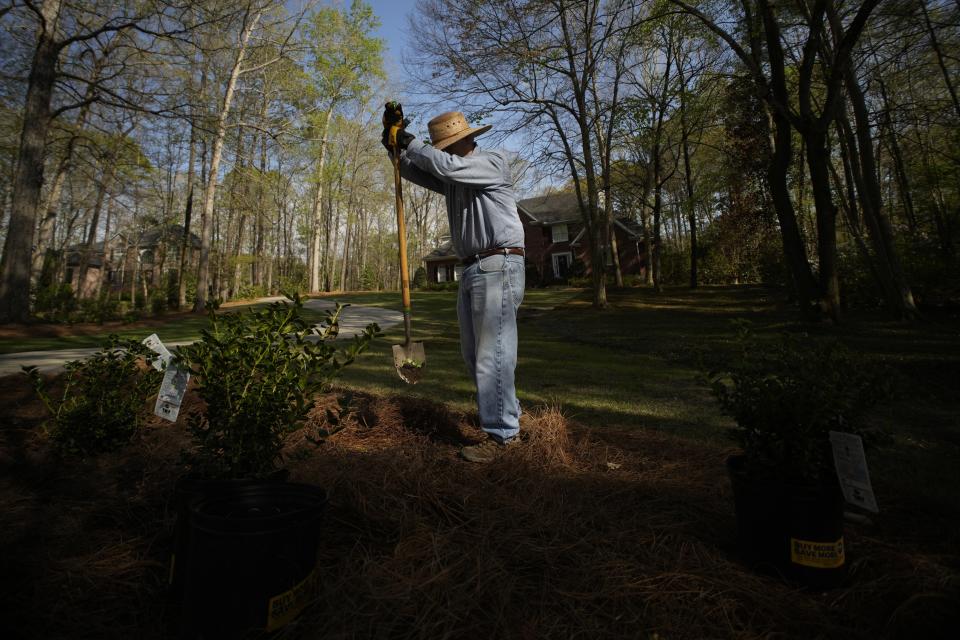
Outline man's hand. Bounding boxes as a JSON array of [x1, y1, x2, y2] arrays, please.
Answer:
[[382, 101, 414, 153]]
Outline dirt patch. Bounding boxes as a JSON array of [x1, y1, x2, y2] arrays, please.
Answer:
[[1, 374, 958, 639]]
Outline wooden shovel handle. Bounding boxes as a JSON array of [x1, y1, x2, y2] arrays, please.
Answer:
[[391, 150, 413, 344]]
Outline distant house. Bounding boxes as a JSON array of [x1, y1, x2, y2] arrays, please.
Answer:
[[64, 224, 201, 296], [422, 193, 649, 284], [423, 237, 460, 284]]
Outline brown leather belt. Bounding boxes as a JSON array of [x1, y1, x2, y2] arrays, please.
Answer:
[[461, 247, 525, 267]]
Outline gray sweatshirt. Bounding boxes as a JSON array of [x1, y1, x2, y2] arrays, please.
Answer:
[[399, 138, 525, 259]]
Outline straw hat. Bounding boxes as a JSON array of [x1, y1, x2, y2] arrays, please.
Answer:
[[427, 111, 492, 150]]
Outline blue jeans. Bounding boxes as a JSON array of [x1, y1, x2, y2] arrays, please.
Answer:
[[457, 253, 525, 443]]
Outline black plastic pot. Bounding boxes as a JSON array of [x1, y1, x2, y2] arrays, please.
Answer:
[[167, 471, 290, 609], [727, 454, 847, 588], [727, 454, 785, 566], [178, 481, 326, 639]]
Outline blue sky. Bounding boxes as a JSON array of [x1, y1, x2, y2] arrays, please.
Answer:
[[366, 0, 417, 66]]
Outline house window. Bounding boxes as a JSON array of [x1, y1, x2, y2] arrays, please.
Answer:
[[552, 252, 573, 279], [454, 265, 463, 281], [551, 224, 569, 243]]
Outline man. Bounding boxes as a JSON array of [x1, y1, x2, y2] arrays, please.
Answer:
[[382, 107, 525, 464]]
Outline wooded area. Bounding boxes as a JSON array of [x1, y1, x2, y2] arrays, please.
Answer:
[[412, 0, 959, 317], [0, 0, 449, 323], [1, 0, 958, 323]]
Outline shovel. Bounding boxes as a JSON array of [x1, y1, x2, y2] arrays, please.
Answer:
[[386, 102, 425, 384]]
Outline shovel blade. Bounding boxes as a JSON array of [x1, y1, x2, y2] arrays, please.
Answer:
[[393, 342, 426, 384]]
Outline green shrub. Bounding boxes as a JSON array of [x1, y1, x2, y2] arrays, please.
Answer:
[[150, 291, 167, 315], [174, 292, 380, 479], [76, 295, 119, 324], [423, 281, 459, 291], [412, 266, 427, 289], [236, 283, 270, 300], [708, 324, 892, 484], [278, 270, 308, 295], [34, 283, 77, 321], [23, 337, 163, 457]]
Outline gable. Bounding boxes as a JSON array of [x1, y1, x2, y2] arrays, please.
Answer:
[[517, 192, 582, 225]]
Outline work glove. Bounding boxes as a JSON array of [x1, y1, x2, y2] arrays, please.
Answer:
[[381, 101, 414, 153]]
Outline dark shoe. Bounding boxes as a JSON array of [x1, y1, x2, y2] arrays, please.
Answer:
[[460, 437, 515, 463]]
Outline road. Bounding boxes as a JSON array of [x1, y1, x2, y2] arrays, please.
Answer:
[[0, 298, 402, 376]]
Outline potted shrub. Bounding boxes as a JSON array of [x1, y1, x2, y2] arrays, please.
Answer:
[[174, 292, 378, 480], [708, 325, 888, 587], [168, 292, 379, 636]]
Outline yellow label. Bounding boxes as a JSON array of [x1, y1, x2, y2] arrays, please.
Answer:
[[266, 568, 319, 632], [790, 537, 845, 569]]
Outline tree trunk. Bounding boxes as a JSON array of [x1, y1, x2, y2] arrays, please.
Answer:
[[765, 107, 821, 313], [77, 161, 115, 299], [677, 47, 699, 288], [178, 63, 204, 309], [309, 108, 333, 292], [842, 72, 918, 318], [804, 127, 841, 321], [194, 4, 262, 313], [94, 192, 116, 299], [0, 0, 63, 321], [833, 130, 885, 290], [31, 89, 97, 288], [680, 122, 698, 289], [875, 74, 918, 233], [339, 207, 352, 291]]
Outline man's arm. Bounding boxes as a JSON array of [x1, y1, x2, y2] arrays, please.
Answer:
[[398, 154, 445, 194], [405, 139, 507, 189]]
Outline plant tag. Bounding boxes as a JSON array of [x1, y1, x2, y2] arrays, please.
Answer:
[[154, 364, 190, 422], [143, 333, 172, 371], [829, 431, 879, 513], [790, 537, 845, 569], [266, 568, 319, 632]]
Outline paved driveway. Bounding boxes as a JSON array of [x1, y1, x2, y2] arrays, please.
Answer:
[[0, 298, 401, 376]]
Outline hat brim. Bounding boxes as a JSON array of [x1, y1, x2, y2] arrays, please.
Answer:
[[432, 124, 492, 150]]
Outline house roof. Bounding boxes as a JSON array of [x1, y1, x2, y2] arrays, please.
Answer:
[[65, 253, 104, 268], [569, 217, 645, 246], [137, 224, 201, 249], [423, 238, 458, 262], [516, 192, 582, 225]]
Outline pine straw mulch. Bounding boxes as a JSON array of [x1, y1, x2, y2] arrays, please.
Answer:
[[1, 373, 958, 640]]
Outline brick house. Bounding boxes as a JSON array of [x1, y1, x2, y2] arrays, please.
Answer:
[[64, 224, 201, 296], [423, 192, 648, 284], [423, 237, 460, 284]]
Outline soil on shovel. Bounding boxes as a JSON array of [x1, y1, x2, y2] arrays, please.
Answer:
[[397, 362, 424, 384], [1, 372, 958, 640]]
